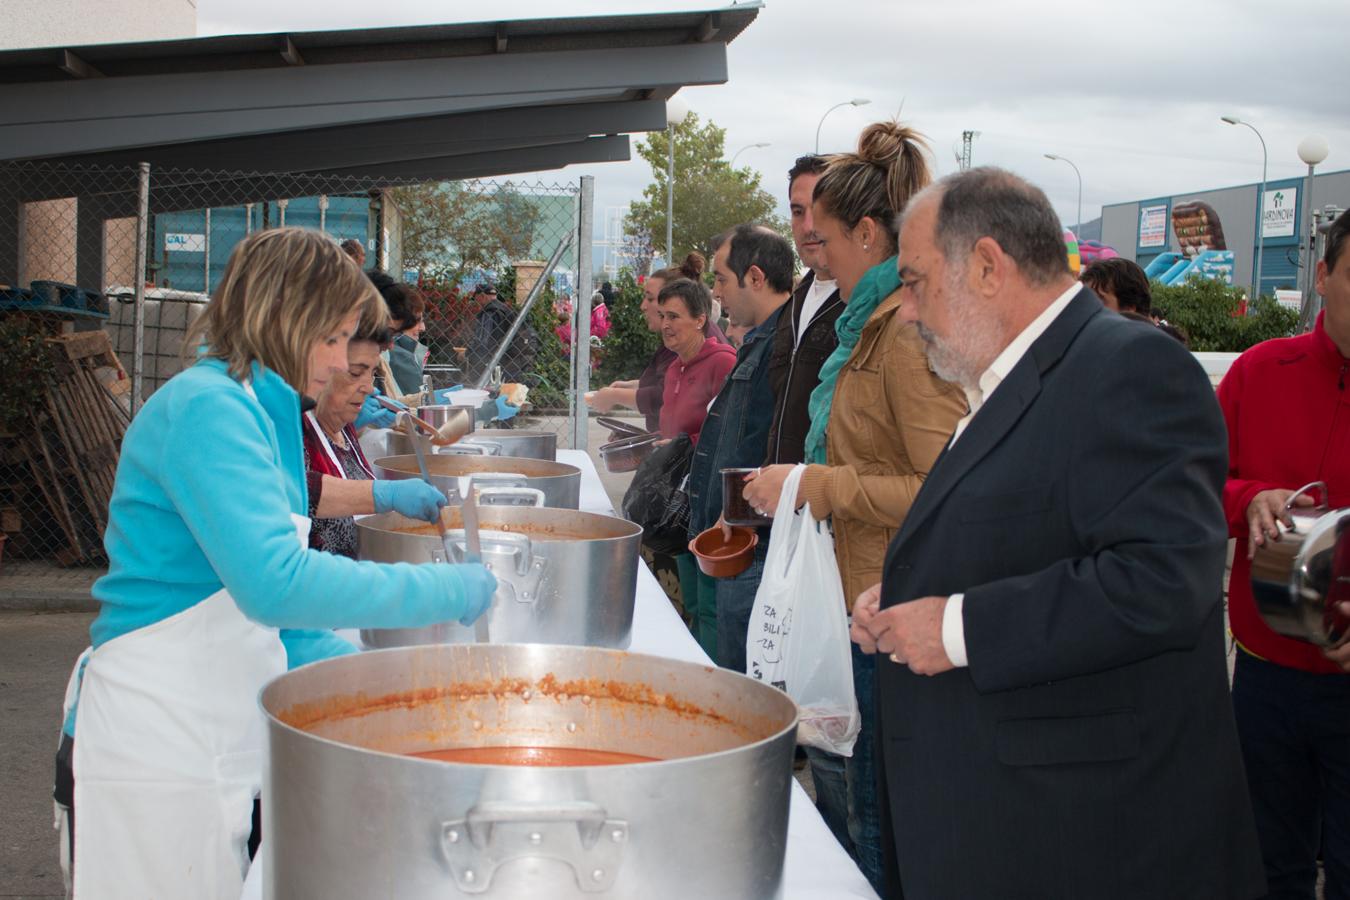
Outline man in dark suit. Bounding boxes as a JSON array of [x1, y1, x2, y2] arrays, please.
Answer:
[[851, 167, 1265, 899]]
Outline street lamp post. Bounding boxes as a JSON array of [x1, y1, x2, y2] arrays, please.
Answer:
[[1222, 115, 1269, 298], [1044, 153, 1083, 237], [815, 98, 871, 153], [1297, 134, 1330, 330], [665, 96, 691, 265], [731, 142, 771, 167]]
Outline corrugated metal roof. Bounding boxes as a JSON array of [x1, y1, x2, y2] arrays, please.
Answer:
[[0, 6, 760, 84]]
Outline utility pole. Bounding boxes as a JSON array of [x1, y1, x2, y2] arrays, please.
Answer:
[[960, 131, 980, 172]]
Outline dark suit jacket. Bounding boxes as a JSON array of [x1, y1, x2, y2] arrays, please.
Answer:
[[877, 289, 1265, 900]]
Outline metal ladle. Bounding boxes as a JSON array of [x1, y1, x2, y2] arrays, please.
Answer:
[[379, 396, 471, 447]]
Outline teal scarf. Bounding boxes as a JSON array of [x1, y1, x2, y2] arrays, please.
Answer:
[[803, 256, 902, 465]]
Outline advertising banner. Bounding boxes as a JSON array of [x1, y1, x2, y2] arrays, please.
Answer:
[[1139, 205, 1168, 248]]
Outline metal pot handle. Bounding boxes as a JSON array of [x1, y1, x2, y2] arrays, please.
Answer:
[[441, 440, 504, 456], [476, 486, 546, 507], [445, 530, 546, 603], [1286, 481, 1329, 514], [442, 800, 627, 894]]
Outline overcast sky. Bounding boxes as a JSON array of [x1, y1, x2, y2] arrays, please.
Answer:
[[199, 0, 1350, 248]]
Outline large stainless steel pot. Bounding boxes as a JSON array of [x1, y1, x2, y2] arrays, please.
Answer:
[[1252, 481, 1350, 646], [375, 454, 581, 509], [357, 506, 640, 649], [388, 428, 558, 461], [261, 644, 798, 900]]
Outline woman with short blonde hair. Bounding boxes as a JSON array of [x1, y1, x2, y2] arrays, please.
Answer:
[[59, 227, 496, 899]]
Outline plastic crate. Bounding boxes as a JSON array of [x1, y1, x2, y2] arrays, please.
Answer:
[[27, 281, 108, 317], [0, 287, 38, 310]]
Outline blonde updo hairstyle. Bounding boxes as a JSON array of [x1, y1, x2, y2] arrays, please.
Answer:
[[185, 228, 384, 391], [813, 121, 932, 257], [650, 251, 706, 285]]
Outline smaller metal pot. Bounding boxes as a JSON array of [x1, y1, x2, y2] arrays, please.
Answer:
[[374, 454, 581, 509], [598, 432, 659, 474], [414, 404, 476, 436], [1251, 481, 1350, 646], [721, 467, 772, 527]]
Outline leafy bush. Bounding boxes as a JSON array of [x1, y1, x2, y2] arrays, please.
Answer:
[[594, 269, 659, 389], [0, 319, 56, 431], [1151, 278, 1300, 352]]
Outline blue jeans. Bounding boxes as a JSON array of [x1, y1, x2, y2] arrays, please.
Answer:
[[847, 644, 883, 892], [713, 545, 767, 672], [1233, 651, 1350, 900]]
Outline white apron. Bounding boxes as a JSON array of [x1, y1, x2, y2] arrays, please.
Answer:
[[71, 513, 309, 899]]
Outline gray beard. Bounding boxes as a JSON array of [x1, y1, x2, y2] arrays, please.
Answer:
[[917, 323, 980, 390]]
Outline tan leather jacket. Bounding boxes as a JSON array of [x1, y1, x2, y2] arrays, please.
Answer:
[[797, 288, 966, 609]]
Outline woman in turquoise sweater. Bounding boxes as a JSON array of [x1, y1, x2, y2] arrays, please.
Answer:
[[62, 229, 496, 899]]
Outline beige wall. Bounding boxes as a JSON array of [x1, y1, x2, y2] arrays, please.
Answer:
[[0, 0, 196, 50]]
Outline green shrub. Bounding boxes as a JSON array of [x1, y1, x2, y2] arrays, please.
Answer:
[[0, 319, 56, 432], [594, 269, 660, 389], [1151, 278, 1300, 352]]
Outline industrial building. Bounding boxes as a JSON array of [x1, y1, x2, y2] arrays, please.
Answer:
[[1100, 168, 1350, 297]]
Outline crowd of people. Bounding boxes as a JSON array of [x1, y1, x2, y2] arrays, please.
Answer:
[[47, 108, 1350, 899], [592, 117, 1350, 900]]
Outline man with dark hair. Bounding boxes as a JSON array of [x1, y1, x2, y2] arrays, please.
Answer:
[[764, 155, 845, 466], [1218, 209, 1350, 899], [1080, 257, 1152, 315], [852, 167, 1264, 898], [464, 281, 537, 384], [339, 238, 366, 268], [687, 224, 794, 667]]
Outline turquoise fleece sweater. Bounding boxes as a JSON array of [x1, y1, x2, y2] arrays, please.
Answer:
[[67, 359, 478, 735]]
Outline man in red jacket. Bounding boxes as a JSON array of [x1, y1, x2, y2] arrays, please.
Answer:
[[1220, 211, 1350, 899]]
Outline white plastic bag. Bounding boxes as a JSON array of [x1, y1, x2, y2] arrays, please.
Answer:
[[745, 464, 860, 756]]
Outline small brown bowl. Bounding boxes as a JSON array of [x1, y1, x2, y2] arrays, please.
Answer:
[[689, 525, 759, 578]]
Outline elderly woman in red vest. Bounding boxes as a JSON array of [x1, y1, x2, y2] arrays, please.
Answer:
[[302, 302, 446, 558]]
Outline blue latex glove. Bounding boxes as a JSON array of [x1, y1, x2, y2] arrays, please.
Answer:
[[433, 386, 463, 404], [354, 393, 399, 430], [372, 478, 447, 522], [475, 396, 520, 423], [454, 563, 498, 626]]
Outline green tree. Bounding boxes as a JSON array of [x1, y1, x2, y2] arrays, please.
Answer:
[[392, 181, 542, 285], [625, 113, 788, 265]]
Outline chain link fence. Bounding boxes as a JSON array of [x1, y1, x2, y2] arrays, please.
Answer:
[[0, 161, 591, 575]]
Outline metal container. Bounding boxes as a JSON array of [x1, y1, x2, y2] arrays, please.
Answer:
[[375, 454, 582, 510], [416, 404, 477, 436], [261, 644, 798, 900], [357, 505, 641, 649], [1251, 481, 1350, 646], [389, 429, 558, 461], [597, 432, 658, 474]]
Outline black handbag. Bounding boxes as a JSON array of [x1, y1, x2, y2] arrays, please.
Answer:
[[621, 433, 694, 555]]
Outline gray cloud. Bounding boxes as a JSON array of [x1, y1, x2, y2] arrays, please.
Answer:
[[199, 0, 1350, 244]]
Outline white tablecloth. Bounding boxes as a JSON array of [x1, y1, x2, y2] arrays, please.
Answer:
[[241, 449, 878, 899]]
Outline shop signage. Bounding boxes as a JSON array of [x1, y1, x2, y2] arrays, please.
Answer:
[[1262, 188, 1297, 238]]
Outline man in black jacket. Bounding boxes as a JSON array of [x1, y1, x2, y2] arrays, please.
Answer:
[[764, 155, 845, 465], [854, 168, 1264, 899]]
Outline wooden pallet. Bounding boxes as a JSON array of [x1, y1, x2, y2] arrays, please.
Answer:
[[0, 330, 128, 565]]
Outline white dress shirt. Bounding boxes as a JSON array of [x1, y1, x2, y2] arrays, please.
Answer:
[[797, 275, 837, 346], [941, 283, 1081, 667]]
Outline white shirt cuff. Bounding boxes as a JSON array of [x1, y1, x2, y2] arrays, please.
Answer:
[[942, 593, 968, 668]]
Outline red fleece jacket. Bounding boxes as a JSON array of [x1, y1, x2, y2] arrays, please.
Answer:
[[1218, 312, 1350, 673], [659, 338, 737, 446]]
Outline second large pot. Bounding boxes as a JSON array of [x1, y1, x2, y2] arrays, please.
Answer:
[[261, 644, 798, 900], [374, 454, 581, 509], [357, 506, 641, 649], [388, 429, 558, 461]]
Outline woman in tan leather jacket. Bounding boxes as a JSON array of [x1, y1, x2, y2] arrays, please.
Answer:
[[741, 121, 965, 893]]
